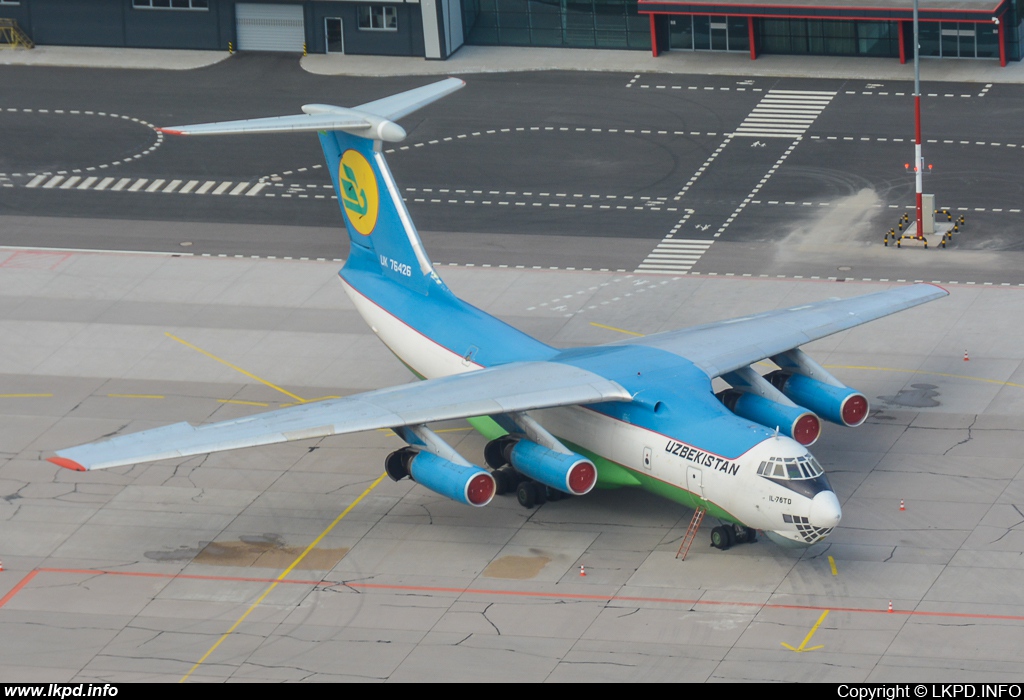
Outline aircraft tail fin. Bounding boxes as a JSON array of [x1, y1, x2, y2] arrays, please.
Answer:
[[158, 78, 465, 296]]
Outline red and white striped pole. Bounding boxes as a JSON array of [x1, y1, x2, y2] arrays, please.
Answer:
[[913, 0, 925, 239]]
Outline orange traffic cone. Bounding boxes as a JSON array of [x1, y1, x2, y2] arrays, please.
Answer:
[[579, 565, 586, 577], [888, 600, 893, 613], [900, 500, 905, 511], [964, 350, 969, 362]]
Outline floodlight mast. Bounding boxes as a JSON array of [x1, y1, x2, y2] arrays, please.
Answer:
[[913, 0, 924, 239]]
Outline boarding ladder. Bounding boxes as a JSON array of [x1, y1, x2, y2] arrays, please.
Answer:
[[0, 20, 34, 50], [676, 506, 706, 561]]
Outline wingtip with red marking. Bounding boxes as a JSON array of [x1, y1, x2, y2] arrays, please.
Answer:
[[48, 456, 87, 472], [156, 127, 185, 136]]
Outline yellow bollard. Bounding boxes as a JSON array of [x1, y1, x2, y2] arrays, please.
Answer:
[[228, 41, 234, 54]]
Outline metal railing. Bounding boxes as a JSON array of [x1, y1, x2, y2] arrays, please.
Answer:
[[0, 19, 34, 50]]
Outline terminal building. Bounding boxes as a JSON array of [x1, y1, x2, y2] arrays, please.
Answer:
[[0, 0, 1019, 63]]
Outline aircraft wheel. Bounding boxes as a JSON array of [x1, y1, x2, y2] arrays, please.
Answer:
[[533, 482, 548, 506], [710, 526, 731, 550], [545, 486, 565, 502], [492, 469, 510, 496], [516, 482, 536, 509], [744, 527, 757, 544], [725, 525, 736, 547], [497, 465, 520, 492]]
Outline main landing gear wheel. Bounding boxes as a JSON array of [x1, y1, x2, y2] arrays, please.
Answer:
[[516, 481, 547, 509], [492, 465, 521, 496], [710, 526, 730, 550]]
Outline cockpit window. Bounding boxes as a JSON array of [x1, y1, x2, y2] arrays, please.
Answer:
[[758, 455, 823, 480]]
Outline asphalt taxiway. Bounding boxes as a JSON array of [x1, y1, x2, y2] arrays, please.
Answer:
[[1, 239, 1024, 681], [3, 56, 1024, 284]]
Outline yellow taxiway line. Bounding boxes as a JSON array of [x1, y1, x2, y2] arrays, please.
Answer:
[[589, 321, 644, 337], [165, 331, 308, 404], [781, 609, 829, 652], [179, 472, 387, 683]]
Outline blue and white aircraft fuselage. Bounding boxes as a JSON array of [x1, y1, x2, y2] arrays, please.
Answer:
[[49, 79, 947, 551]]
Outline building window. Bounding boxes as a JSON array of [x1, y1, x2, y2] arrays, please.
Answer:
[[132, 0, 210, 9], [359, 6, 398, 31]]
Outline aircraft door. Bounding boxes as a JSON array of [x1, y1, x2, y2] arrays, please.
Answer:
[[687, 466, 703, 500]]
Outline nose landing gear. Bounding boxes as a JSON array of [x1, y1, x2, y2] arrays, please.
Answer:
[[710, 524, 758, 550]]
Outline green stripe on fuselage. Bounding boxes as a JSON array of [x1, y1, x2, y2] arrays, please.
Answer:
[[568, 441, 741, 523], [464, 415, 507, 441], [460, 419, 743, 525]]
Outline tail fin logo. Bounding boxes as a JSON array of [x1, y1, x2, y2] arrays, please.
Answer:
[[339, 150, 379, 236]]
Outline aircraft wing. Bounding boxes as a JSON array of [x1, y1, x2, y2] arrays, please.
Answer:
[[48, 360, 632, 472], [623, 283, 948, 379]]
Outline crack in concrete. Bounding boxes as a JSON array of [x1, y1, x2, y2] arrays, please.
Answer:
[[481, 602, 501, 635], [943, 416, 978, 456]]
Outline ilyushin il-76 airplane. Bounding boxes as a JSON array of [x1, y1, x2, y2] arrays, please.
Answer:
[[48, 78, 948, 551]]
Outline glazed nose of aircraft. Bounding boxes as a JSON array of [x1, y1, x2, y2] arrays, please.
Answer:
[[809, 490, 842, 529]]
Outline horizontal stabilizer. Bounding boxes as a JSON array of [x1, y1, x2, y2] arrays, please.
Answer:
[[354, 77, 465, 122], [158, 112, 371, 137], [157, 77, 465, 143]]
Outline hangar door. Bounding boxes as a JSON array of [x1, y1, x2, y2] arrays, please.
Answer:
[[236, 3, 306, 52]]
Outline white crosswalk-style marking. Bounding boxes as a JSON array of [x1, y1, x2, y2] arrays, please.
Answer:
[[636, 238, 714, 274], [734, 90, 836, 139], [21, 175, 266, 198]]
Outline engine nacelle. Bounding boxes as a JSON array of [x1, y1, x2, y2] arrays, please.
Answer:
[[719, 390, 821, 446], [767, 371, 868, 427], [385, 447, 495, 507], [484, 435, 516, 469], [508, 440, 597, 496]]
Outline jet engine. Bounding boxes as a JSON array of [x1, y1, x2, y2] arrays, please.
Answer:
[[507, 439, 597, 496], [718, 390, 821, 446], [385, 447, 496, 507], [766, 371, 868, 427], [485, 413, 598, 496]]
